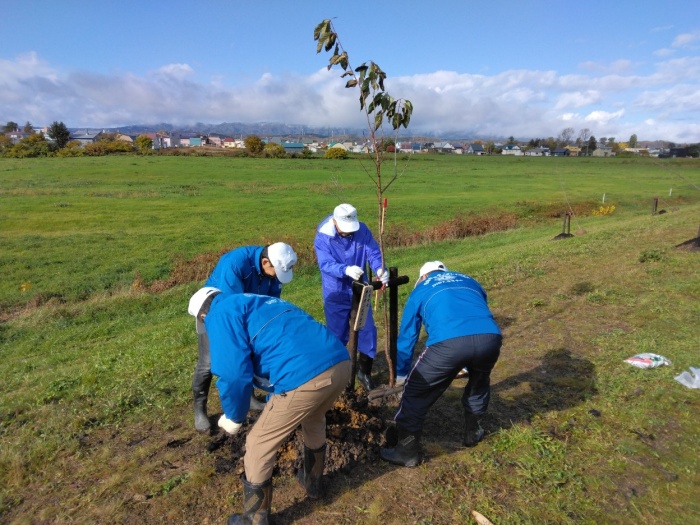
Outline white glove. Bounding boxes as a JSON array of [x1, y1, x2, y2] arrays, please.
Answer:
[[395, 375, 407, 386], [376, 268, 389, 286], [345, 265, 364, 280], [218, 415, 242, 435]]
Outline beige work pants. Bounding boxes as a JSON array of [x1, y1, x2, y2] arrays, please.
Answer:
[[244, 360, 351, 483]]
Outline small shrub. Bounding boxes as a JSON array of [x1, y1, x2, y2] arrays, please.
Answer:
[[639, 249, 664, 263], [592, 204, 616, 216], [324, 148, 349, 159]]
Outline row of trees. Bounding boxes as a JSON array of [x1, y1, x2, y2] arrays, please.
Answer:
[[0, 121, 154, 158]]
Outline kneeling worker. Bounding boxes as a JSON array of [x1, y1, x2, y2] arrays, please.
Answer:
[[380, 261, 502, 467], [188, 288, 351, 524]]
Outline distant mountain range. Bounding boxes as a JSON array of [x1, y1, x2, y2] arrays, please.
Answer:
[[76, 121, 499, 143], [71, 122, 681, 148]]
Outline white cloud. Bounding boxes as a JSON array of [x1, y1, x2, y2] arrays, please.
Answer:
[[584, 109, 625, 126], [653, 48, 675, 57], [151, 63, 195, 80], [1, 51, 698, 143], [672, 31, 700, 48]]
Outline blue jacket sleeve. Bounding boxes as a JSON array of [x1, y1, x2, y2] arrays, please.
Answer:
[[362, 227, 384, 274], [314, 232, 347, 278], [206, 310, 254, 422], [396, 293, 423, 376], [222, 251, 247, 294]]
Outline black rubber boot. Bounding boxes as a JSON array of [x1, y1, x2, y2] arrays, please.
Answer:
[[249, 393, 266, 411], [192, 370, 212, 433], [297, 443, 326, 499], [357, 353, 376, 391], [380, 427, 421, 467], [228, 474, 272, 525], [463, 411, 484, 448]]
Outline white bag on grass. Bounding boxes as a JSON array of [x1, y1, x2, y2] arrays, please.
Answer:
[[674, 367, 700, 389]]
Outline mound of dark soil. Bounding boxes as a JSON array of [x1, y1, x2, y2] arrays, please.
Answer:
[[207, 391, 399, 479]]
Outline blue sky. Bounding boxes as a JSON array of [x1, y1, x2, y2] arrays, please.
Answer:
[[2, 1, 699, 143]]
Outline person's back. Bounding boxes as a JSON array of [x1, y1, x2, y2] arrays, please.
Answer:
[[401, 270, 500, 351], [206, 293, 350, 422], [190, 242, 297, 433], [206, 245, 281, 297]]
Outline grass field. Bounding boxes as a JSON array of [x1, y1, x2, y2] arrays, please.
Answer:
[[1, 154, 699, 524]]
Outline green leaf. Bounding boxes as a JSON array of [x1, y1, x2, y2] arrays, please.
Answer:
[[324, 33, 336, 52], [374, 112, 383, 129], [313, 20, 330, 41]]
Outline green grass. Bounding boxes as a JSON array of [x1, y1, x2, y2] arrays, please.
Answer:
[[1, 154, 699, 523]]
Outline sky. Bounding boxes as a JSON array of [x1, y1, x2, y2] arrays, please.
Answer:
[[2, 1, 699, 143]]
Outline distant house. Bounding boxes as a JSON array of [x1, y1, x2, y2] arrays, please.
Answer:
[[501, 144, 522, 156], [223, 137, 237, 148], [564, 146, 581, 157], [208, 136, 223, 147], [433, 141, 454, 153], [453, 144, 464, 155], [281, 141, 304, 154], [524, 147, 550, 156], [189, 137, 203, 147], [327, 142, 348, 151], [5, 130, 34, 144], [398, 142, 414, 153], [592, 146, 613, 157], [466, 143, 485, 155], [70, 130, 103, 146], [552, 148, 570, 157], [160, 134, 179, 148]]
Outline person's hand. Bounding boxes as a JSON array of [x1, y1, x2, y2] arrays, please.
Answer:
[[376, 268, 389, 286], [395, 375, 407, 386], [218, 415, 242, 435], [345, 265, 364, 280]]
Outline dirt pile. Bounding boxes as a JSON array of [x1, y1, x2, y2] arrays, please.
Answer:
[[207, 391, 400, 479]]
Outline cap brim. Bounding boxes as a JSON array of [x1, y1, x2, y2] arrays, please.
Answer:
[[275, 267, 293, 284], [338, 219, 360, 232]]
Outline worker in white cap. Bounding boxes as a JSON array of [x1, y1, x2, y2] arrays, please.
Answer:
[[380, 261, 502, 467], [190, 242, 297, 433], [314, 203, 389, 391], [188, 289, 350, 523]]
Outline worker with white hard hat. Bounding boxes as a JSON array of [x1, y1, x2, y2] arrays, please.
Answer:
[[314, 203, 389, 391], [380, 261, 502, 467], [188, 289, 350, 523], [190, 242, 297, 433]]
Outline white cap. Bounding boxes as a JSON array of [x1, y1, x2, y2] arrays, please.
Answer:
[[419, 261, 447, 278], [267, 242, 297, 284], [333, 203, 360, 233], [188, 287, 221, 334]]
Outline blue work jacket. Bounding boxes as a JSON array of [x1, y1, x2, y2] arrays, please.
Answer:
[[205, 245, 282, 297], [397, 271, 501, 376], [313, 215, 383, 300], [205, 293, 350, 423]]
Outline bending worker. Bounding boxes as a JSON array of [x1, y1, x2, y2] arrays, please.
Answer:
[[380, 261, 502, 467], [191, 242, 297, 433], [188, 288, 351, 524], [314, 203, 388, 390]]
